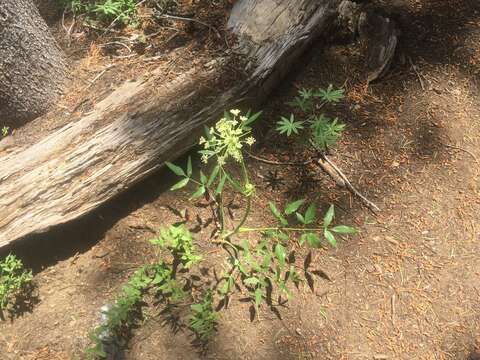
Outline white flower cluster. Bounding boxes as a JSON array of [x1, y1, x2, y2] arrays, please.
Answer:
[[199, 109, 256, 165]]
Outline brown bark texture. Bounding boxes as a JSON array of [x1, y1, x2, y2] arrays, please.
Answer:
[[0, 0, 66, 127]]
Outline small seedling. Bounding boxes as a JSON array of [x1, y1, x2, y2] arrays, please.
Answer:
[[2, 126, 9, 137], [277, 85, 346, 153], [189, 290, 219, 341], [0, 254, 33, 311]]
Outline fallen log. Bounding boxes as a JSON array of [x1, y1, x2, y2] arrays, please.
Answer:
[[0, 0, 340, 248]]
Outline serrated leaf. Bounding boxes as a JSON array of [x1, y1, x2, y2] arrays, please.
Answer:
[[269, 202, 288, 226], [191, 185, 206, 199], [323, 205, 335, 228], [165, 162, 185, 177], [274, 243, 286, 270], [284, 199, 305, 215], [331, 225, 357, 234], [324, 229, 337, 247], [304, 203, 316, 224], [187, 156, 192, 177], [170, 178, 189, 191]]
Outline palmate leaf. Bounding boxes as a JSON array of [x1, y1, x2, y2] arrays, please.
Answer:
[[310, 115, 345, 151], [315, 85, 345, 103], [276, 114, 304, 136]]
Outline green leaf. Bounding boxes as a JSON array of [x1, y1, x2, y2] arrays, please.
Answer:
[[191, 304, 203, 312], [187, 156, 192, 177], [244, 277, 260, 286], [276, 114, 304, 136], [200, 171, 207, 184], [304, 203, 316, 224], [323, 205, 335, 228], [274, 243, 286, 270], [215, 174, 226, 195], [191, 186, 206, 199], [243, 110, 262, 127], [207, 165, 220, 187], [225, 173, 243, 192], [324, 229, 337, 247], [203, 125, 213, 140], [331, 225, 357, 234], [310, 115, 345, 151], [165, 162, 185, 177], [269, 202, 288, 226], [170, 178, 189, 191], [296, 212, 306, 224], [315, 85, 345, 103], [304, 233, 322, 248], [284, 199, 305, 215]]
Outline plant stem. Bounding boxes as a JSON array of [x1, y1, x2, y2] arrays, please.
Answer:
[[238, 226, 325, 233], [222, 158, 252, 239]]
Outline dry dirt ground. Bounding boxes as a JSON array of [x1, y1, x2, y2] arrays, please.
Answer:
[[1, 0, 480, 359]]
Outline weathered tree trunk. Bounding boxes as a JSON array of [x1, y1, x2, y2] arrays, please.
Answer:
[[0, 0, 340, 248], [0, 0, 66, 127]]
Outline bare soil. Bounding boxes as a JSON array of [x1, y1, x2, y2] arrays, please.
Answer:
[[1, 0, 480, 359]]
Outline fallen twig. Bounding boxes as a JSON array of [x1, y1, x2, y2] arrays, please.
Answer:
[[408, 56, 425, 91], [321, 155, 381, 213], [246, 152, 312, 166], [441, 143, 478, 163], [160, 14, 222, 39]]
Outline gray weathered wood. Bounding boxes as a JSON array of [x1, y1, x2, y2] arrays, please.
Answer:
[[0, 0, 339, 248]]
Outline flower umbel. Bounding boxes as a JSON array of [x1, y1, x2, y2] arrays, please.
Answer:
[[199, 110, 256, 164]]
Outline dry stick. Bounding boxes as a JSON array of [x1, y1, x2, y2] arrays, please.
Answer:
[[321, 155, 381, 213], [441, 143, 479, 163], [160, 14, 222, 39], [85, 68, 108, 90], [408, 56, 425, 91], [246, 152, 312, 166]]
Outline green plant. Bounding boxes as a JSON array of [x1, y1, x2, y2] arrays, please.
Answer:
[[85, 226, 201, 358], [2, 126, 9, 137], [189, 290, 219, 341], [167, 109, 356, 327], [0, 254, 33, 311], [150, 224, 201, 269], [277, 85, 346, 152], [62, 0, 140, 25], [85, 108, 356, 355]]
